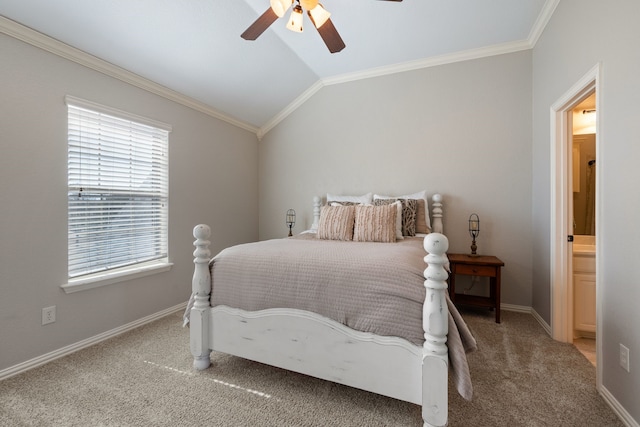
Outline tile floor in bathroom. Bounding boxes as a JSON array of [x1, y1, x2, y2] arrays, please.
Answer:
[[574, 337, 596, 366]]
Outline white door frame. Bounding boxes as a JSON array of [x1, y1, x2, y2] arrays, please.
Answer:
[[550, 63, 601, 385]]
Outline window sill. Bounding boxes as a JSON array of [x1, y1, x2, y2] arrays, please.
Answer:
[[61, 260, 173, 294]]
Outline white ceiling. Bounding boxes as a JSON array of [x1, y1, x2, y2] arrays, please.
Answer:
[[0, 0, 554, 134]]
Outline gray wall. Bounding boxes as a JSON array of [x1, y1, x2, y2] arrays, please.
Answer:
[[532, 0, 640, 421], [259, 51, 533, 308], [3, 2, 638, 422], [0, 34, 259, 371]]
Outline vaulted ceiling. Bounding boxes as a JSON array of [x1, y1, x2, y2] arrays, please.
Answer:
[[1, 0, 555, 136]]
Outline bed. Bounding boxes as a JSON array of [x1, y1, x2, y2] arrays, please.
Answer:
[[185, 193, 475, 427]]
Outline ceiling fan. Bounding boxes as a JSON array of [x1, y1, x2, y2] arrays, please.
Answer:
[[241, 0, 402, 54]]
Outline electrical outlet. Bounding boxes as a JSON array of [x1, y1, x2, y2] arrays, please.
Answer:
[[620, 344, 630, 372], [42, 306, 56, 325]]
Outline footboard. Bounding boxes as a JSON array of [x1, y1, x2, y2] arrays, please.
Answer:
[[189, 194, 450, 427]]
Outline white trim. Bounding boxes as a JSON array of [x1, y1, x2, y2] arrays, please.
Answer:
[[0, 302, 187, 381], [324, 40, 532, 87], [0, 16, 258, 135], [257, 80, 325, 140], [502, 304, 554, 335], [61, 260, 173, 294], [2, 2, 558, 140], [471, 304, 553, 336], [600, 386, 640, 427], [258, 0, 561, 138], [550, 65, 600, 343], [501, 303, 532, 314], [530, 307, 553, 336], [528, 0, 561, 46], [258, 39, 532, 138], [549, 63, 602, 390]]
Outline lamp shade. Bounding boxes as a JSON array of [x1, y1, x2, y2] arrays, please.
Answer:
[[270, 0, 292, 18], [308, 4, 330, 28], [468, 213, 480, 238], [286, 5, 304, 32], [286, 209, 296, 237]]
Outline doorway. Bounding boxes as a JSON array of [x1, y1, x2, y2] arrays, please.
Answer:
[[550, 64, 601, 387], [571, 93, 596, 365]]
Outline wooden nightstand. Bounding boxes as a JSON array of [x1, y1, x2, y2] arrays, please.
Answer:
[[447, 253, 505, 323]]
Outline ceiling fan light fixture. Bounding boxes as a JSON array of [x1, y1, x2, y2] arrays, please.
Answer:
[[286, 4, 304, 33], [308, 3, 331, 29], [300, 0, 319, 9], [270, 0, 293, 18]]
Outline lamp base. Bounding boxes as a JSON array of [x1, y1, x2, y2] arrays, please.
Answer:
[[470, 239, 478, 256]]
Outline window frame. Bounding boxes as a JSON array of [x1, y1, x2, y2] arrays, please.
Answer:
[[62, 96, 172, 293]]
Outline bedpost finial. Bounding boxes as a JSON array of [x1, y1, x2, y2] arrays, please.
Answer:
[[424, 233, 448, 255], [193, 224, 211, 240], [432, 193, 442, 203]]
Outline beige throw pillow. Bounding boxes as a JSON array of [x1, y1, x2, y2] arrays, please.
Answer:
[[317, 205, 355, 241], [353, 204, 397, 243]]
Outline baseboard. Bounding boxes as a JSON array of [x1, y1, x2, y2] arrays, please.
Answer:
[[501, 303, 531, 314], [503, 305, 634, 426], [0, 302, 187, 381], [529, 307, 552, 336], [600, 385, 639, 427], [499, 304, 552, 336]]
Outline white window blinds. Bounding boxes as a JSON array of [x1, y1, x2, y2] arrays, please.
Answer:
[[67, 97, 170, 278]]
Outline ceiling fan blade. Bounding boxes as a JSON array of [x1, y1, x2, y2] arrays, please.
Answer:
[[313, 18, 345, 53], [241, 7, 279, 40]]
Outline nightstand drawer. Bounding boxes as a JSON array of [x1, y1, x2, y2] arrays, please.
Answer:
[[455, 264, 496, 277]]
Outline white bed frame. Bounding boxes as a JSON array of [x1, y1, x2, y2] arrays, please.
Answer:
[[190, 194, 449, 427]]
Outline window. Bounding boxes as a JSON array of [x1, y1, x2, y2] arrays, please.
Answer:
[[65, 96, 171, 290]]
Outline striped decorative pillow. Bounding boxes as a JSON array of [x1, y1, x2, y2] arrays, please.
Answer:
[[353, 204, 397, 243], [373, 198, 418, 236], [317, 205, 355, 241], [374, 191, 431, 234]]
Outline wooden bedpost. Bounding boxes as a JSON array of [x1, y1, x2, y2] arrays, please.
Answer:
[[191, 224, 212, 370], [431, 194, 443, 234], [422, 233, 449, 427]]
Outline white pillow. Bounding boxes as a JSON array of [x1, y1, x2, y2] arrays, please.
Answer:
[[374, 190, 431, 232], [327, 192, 373, 205]]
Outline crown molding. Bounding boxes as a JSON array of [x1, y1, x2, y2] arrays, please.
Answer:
[[257, 38, 532, 139], [0, 16, 259, 135], [324, 39, 532, 87], [2, 0, 558, 142], [528, 0, 561, 46], [257, 79, 324, 140], [257, 0, 560, 138]]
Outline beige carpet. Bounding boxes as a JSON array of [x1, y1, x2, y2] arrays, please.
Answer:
[[0, 309, 623, 427]]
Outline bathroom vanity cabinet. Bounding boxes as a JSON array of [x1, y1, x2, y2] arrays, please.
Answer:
[[574, 251, 596, 335]]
